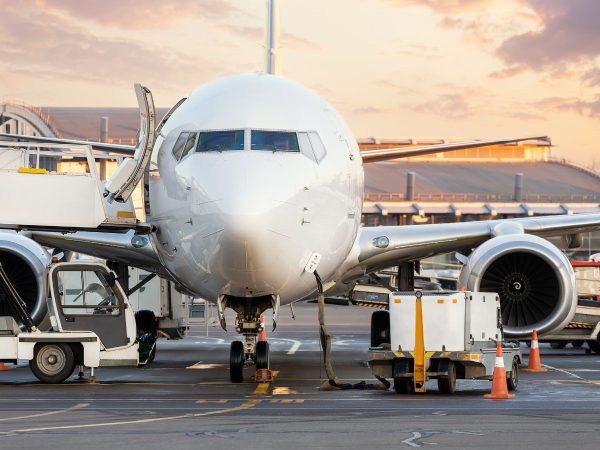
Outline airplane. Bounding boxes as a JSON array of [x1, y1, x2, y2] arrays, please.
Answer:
[[1, 0, 599, 382]]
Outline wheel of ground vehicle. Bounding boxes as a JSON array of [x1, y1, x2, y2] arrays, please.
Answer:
[[393, 358, 414, 394], [507, 357, 519, 391], [587, 338, 600, 354], [572, 340, 584, 348], [230, 340, 245, 383], [29, 343, 76, 384], [437, 359, 457, 394], [370, 310, 390, 347], [255, 341, 270, 370], [550, 341, 566, 349]]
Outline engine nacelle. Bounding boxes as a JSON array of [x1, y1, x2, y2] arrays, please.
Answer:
[[0, 232, 51, 326], [458, 234, 576, 338]]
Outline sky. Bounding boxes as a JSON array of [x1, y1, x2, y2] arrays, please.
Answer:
[[0, 0, 599, 165]]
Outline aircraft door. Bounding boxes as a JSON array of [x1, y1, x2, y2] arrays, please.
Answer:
[[50, 264, 129, 349]]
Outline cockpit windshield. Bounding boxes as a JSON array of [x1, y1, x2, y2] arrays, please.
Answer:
[[197, 130, 244, 152], [251, 131, 300, 152]]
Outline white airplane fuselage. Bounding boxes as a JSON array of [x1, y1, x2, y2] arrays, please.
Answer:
[[146, 74, 364, 304]]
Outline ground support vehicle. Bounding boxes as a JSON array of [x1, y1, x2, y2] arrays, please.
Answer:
[[368, 291, 521, 394], [0, 262, 148, 383]]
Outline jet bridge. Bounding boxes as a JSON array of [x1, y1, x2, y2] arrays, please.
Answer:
[[0, 141, 144, 231]]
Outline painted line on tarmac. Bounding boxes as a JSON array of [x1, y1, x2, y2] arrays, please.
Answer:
[[253, 383, 271, 395], [0, 403, 89, 423], [542, 364, 586, 381], [0, 399, 262, 436]]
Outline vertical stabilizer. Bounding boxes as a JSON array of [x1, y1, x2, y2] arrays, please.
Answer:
[[265, 0, 280, 75]]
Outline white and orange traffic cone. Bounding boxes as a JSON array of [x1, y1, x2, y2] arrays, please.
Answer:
[[522, 329, 548, 372], [257, 315, 267, 342], [484, 342, 515, 400]]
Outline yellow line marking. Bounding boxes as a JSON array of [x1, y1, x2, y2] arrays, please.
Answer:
[[269, 399, 304, 404], [253, 383, 271, 395], [0, 403, 89, 422], [195, 400, 228, 404], [1, 400, 262, 435]]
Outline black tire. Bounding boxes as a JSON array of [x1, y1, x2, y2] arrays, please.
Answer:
[[437, 360, 457, 395], [587, 339, 600, 354], [550, 341, 566, 349], [30, 343, 76, 384], [572, 341, 584, 348], [230, 340, 244, 383], [393, 359, 414, 394], [507, 357, 519, 391], [255, 341, 270, 370], [135, 310, 157, 335], [371, 310, 390, 347]]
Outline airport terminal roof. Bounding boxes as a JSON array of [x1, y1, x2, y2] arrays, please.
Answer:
[[364, 161, 600, 204]]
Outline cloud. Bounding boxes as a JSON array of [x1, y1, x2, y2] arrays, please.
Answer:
[[497, 1, 600, 71], [33, 0, 239, 29], [0, 3, 219, 90], [536, 96, 600, 119], [583, 68, 600, 87], [381, 0, 492, 13], [411, 94, 472, 118], [352, 106, 386, 115], [215, 24, 321, 51]]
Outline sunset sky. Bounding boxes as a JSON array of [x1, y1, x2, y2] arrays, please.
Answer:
[[1, 0, 599, 165]]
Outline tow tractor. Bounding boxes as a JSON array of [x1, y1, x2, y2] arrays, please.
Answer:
[[0, 261, 149, 383], [368, 291, 521, 394]]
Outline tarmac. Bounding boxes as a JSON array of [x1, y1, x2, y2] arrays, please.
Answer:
[[1, 301, 599, 449]]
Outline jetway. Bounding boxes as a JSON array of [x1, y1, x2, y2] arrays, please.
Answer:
[[0, 141, 143, 231]]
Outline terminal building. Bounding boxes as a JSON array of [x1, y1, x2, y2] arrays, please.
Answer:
[[2, 102, 599, 259]]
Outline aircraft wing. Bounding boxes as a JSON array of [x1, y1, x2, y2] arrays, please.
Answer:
[[343, 213, 600, 279], [28, 230, 168, 276], [0, 133, 135, 156], [360, 136, 548, 163]]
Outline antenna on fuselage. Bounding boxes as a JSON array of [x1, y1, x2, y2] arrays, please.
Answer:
[[265, 0, 280, 75]]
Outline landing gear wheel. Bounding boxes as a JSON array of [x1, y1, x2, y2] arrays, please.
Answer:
[[393, 358, 414, 394], [255, 341, 270, 370], [437, 360, 457, 395], [370, 310, 390, 347], [507, 357, 519, 391], [30, 343, 76, 384], [230, 340, 244, 383]]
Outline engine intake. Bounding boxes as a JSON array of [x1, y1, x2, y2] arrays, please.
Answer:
[[458, 234, 576, 338], [0, 233, 51, 327]]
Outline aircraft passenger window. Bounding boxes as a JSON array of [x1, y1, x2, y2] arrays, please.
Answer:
[[171, 132, 190, 160], [196, 130, 244, 152], [251, 131, 300, 152]]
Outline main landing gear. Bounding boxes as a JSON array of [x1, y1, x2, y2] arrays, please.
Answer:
[[219, 295, 278, 383]]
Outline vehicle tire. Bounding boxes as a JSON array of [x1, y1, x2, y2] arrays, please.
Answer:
[[255, 341, 270, 370], [507, 357, 519, 391], [572, 340, 584, 348], [393, 359, 414, 394], [135, 310, 157, 335], [30, 343, 76, 384], [370, 310, 390, 347], [587, 339, 600, 354], [550, 341, 566, 349], [230, 340, 245, 383], [437, 360, 457, 395]]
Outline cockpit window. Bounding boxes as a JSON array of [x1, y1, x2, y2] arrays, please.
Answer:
[[251, 131, 300, 152], [197, 130, 244, 152], [172, 132, 198, 161]]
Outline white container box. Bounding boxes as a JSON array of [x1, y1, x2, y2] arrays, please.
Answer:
[[389, 291, 501, 352]]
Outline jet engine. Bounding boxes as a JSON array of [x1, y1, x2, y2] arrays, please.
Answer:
[[458, 234, 576, 338], [0, 232, 51, 326]]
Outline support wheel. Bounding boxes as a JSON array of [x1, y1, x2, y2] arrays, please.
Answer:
[[550, 341, 566, 349], [230, 340, 244, 383], [437, 360, 457, 394], [30, 343, 76, 384], [587, 339, 600, 354], [393, 359, 414, 394], [572, 341, 584, 348], [507, 357, 519, 391], [255, 341, 270, 370], [370, 310, 390, 347]]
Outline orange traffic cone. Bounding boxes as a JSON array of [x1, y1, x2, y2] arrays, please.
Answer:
[[257, 315, 267, 342], [522, 329, 548, 373], [484, 343, 515, 400], [0, 363, 11, 371]]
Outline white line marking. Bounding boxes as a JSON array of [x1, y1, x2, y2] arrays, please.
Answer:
[[287, 341, 301, 355], [542, 364, 586, 381], [0, 403, 89, 423]]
